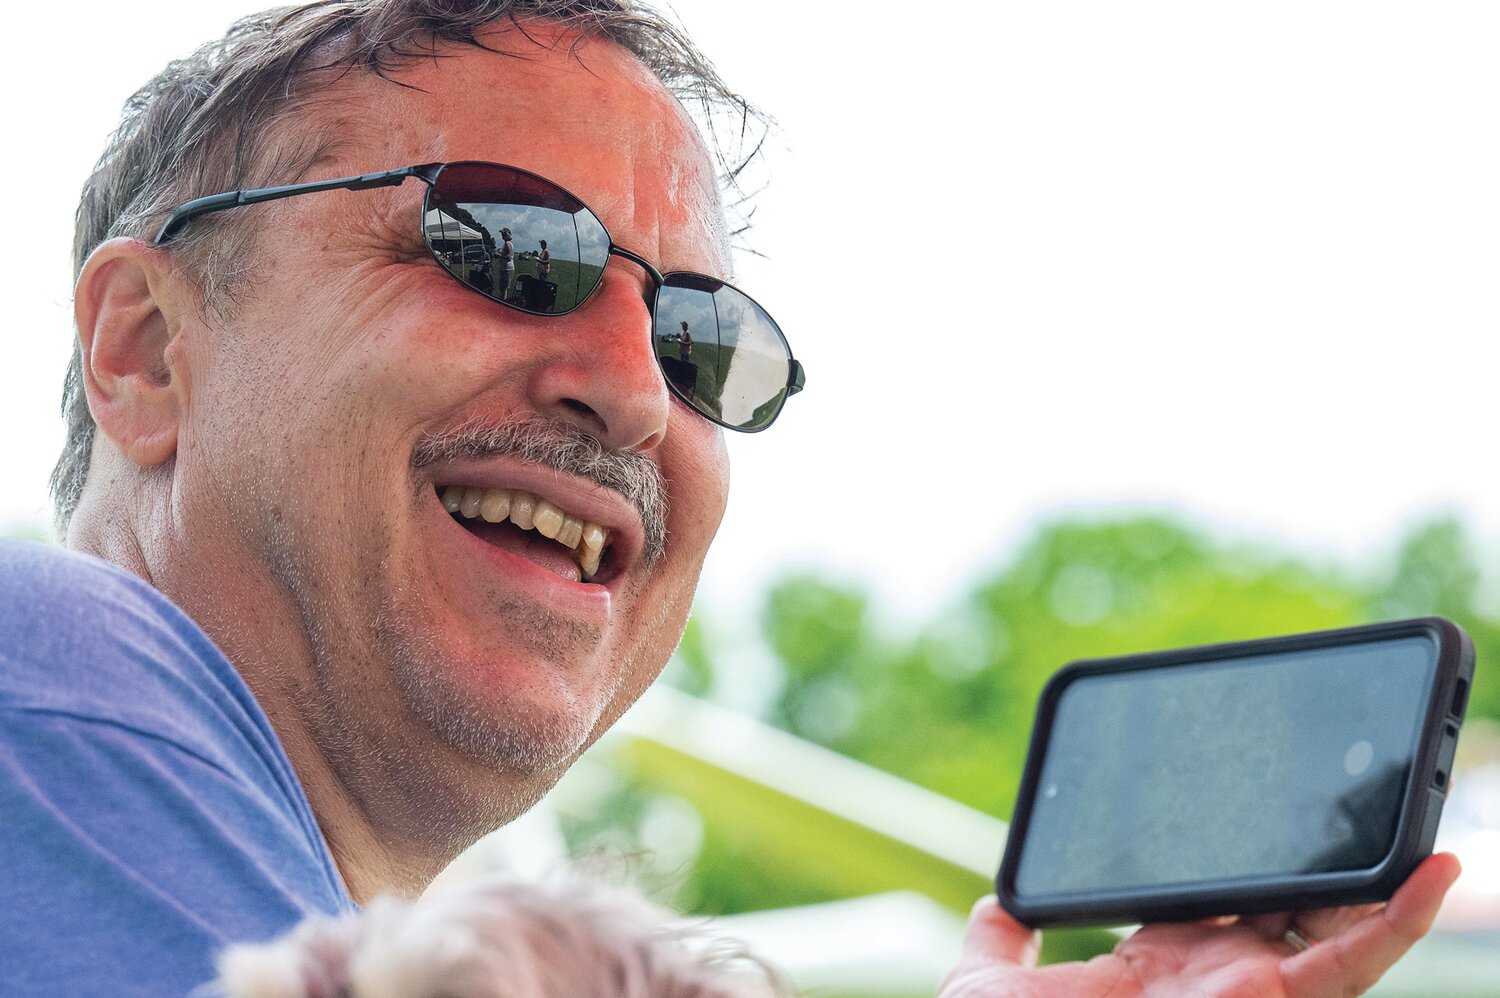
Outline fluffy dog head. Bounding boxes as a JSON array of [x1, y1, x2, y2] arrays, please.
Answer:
[[211, 876, 786, 998]]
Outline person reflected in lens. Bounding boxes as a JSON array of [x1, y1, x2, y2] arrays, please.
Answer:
[[469, 244, 492, 292], [678, 320, 692, 363], [536, 239, 551, 283], [498, 225, 515, 299]]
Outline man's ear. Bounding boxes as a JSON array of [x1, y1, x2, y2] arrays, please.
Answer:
[[74, 237, 189, 468]]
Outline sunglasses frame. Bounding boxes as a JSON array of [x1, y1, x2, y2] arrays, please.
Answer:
[[154, 161, 805, 432]]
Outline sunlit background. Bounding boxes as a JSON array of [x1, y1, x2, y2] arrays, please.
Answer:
[[4, 2, 1499, 994]]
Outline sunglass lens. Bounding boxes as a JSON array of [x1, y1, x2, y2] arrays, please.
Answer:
[[424, 163, 610, 315], [653, 275, 793, 431]]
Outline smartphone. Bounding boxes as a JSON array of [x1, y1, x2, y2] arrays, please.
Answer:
[[995, 617, 1474, 928]]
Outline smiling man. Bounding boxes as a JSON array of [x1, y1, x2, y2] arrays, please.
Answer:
[[1, 2, 802, 993], [0, 2, 1460, 996], [87, 32, 759, 902]]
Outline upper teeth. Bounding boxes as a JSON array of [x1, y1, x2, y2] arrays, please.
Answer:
[[440, 485, 608, 580]]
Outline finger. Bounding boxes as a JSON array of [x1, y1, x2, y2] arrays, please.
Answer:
[[1244, 901, 1386, 947], [959, 895, 1041, 967], [1282, 853, 1462, 996], [1292, 901, 1385, 943]]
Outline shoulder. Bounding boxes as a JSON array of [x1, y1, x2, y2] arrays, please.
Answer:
[[0, 697, 354, 995], [0, 536, 154, 603], [0, 541, 341, 888], [0, 540, 322, 824], [0, 538, 187, 633], [0, 541, 317, 827], [0, 540, 231, 714], [0, 542, 354, 991]]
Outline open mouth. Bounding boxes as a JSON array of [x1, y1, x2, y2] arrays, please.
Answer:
[[438, 485, 613, 583]]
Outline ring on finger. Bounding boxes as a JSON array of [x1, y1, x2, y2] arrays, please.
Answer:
[[1283, 927, 1317, 952]]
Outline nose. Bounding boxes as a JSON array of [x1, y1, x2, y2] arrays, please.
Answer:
[[528, 263, 671, 452]]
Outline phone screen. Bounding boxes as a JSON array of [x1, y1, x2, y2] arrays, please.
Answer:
[[1015, 635, 1437, 898]]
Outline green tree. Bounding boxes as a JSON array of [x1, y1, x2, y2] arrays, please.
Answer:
[[1370, 515, 1500, 720], [758, 516, 1366, 816]]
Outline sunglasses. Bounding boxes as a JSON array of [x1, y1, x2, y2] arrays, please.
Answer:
[[155, 161, 804, 432]]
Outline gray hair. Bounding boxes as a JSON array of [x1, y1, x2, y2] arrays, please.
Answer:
[[51, 0, 758, 538]]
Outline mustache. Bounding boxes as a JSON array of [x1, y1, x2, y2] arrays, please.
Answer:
[[411, 417, 668, 567]]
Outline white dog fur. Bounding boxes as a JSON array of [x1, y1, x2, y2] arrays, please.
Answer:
[[208, 875, 788, 998]]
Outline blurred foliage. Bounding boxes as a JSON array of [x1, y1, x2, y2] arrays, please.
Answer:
[[752, 512, 1496, 815], [561, 511, 1500, 935]]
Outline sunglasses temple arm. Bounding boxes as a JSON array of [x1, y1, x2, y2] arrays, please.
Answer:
[[154, 164, 440, 244], [786, 359, 806, 396]]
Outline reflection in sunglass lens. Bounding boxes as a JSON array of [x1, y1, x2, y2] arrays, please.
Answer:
[[423, 163, 611, 315], [653, 275, 792, 431]]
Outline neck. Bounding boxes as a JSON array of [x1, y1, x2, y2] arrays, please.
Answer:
[[197, 609, 465, 902], [69, 462, 476, 904], [257, 696, 441, 902]]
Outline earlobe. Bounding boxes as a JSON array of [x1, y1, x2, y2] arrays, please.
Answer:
[[74, 238, 186, 468]]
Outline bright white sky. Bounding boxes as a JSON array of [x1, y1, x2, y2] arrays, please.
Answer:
[[5, 2, 1500, 623]]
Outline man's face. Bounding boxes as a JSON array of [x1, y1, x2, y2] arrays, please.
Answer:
[[166, 27, 732, 815]]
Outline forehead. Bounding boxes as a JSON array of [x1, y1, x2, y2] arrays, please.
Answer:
[[321, 25, 729, 273]]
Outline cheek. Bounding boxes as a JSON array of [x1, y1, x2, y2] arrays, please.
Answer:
[[207, 265, 529, 438], [661, 415, 729, 558]]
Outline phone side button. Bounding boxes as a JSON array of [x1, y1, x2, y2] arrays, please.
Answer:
[[1415, 786, 1446, 856], [1452, 676, 1470, 719], [1433, 725, 1459, 791]]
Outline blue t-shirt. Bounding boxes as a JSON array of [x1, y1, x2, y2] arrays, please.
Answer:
[[0, 540, 355, 996]]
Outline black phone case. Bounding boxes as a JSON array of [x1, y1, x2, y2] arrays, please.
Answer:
[[995, 616, 1475, 928]]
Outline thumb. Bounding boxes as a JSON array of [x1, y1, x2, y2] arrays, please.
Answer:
[[960, 896, 1042, 967]]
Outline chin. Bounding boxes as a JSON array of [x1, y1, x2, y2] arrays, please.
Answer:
[[406, 665, 601, 777], [373, 580, 620, 775], [395, 643, 616, 780]]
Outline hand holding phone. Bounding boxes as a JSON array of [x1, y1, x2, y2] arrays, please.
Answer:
[[938, 618, 1473, 997], [940, 852, 1462, 998]]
